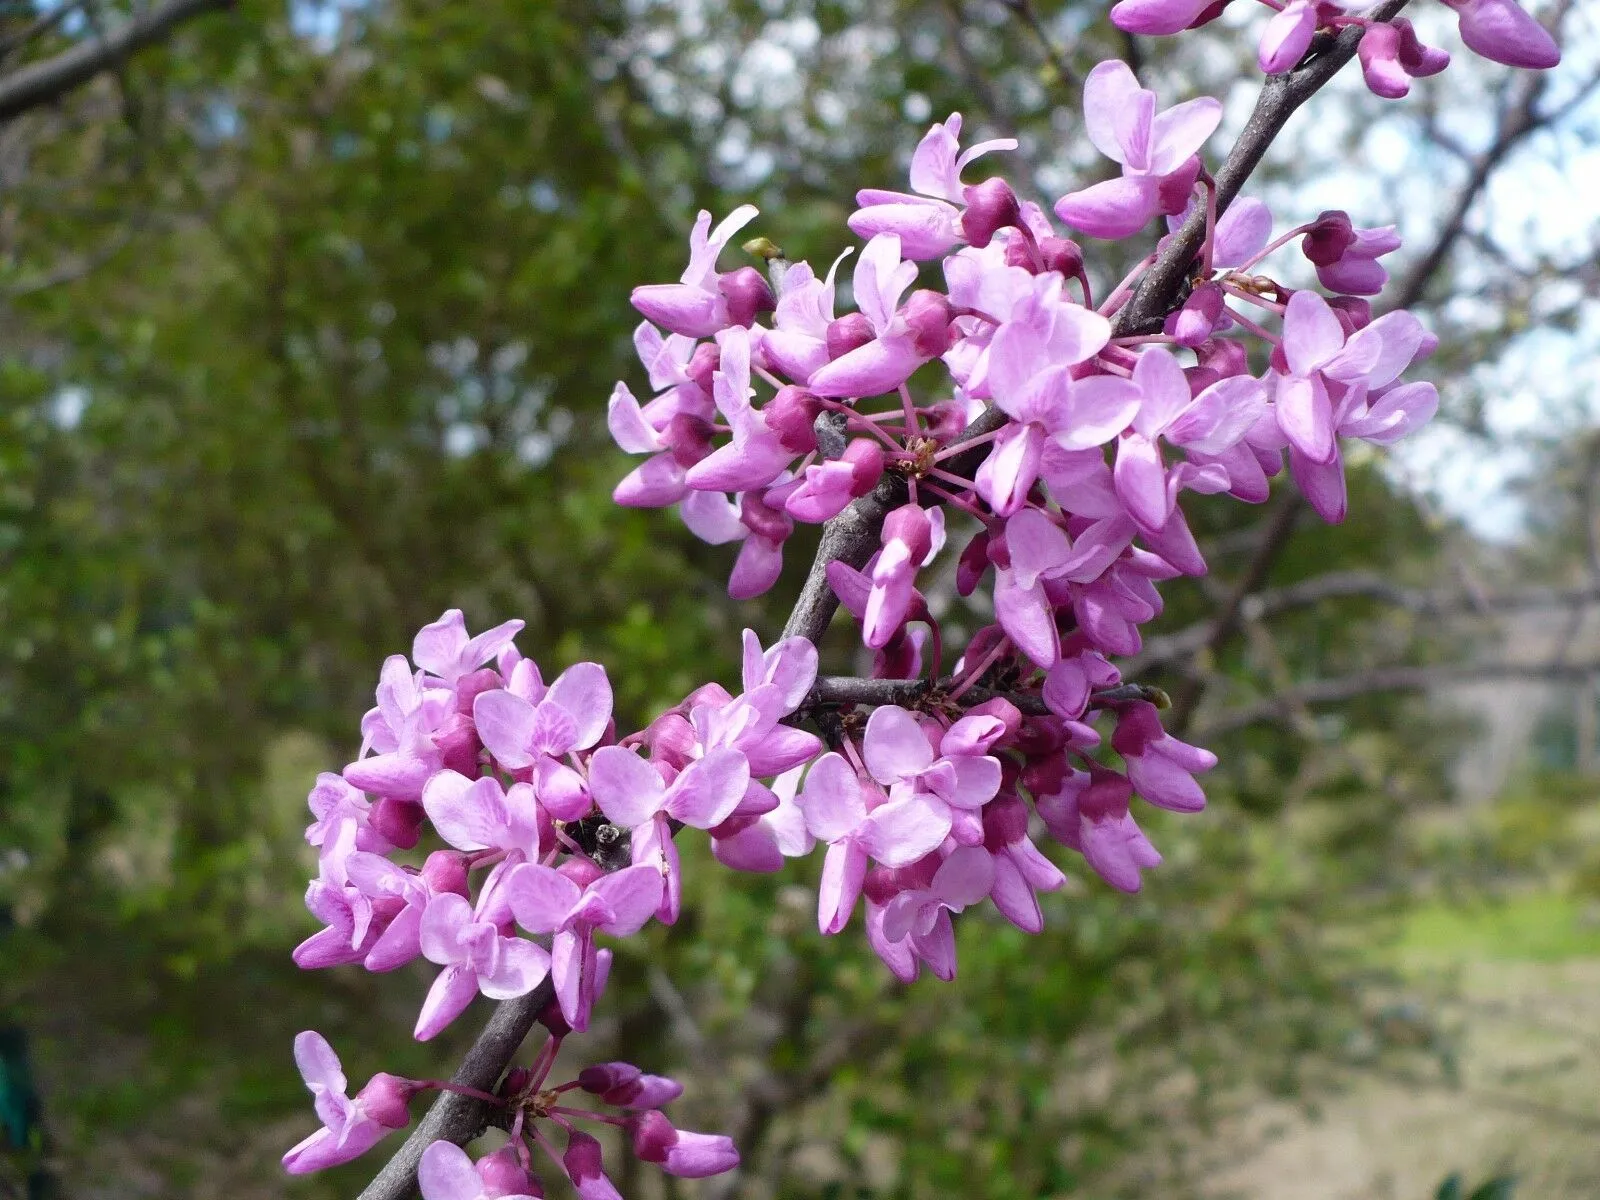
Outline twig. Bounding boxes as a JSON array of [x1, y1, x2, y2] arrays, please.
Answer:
[[0, 0, 231, 123]]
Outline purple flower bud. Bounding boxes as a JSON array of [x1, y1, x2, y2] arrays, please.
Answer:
[[960, 177, 1022, 248], [717, 266, 776, 328], [501, 1066, 535, 1096], [825, 312, 875, 360], [765, 386, 824, 453], [666, 414, 715, 468], [564, 1130, 619, 1199], [882, 502, 934, 565], [629, 1111, 741, 1179], [1014, 716, 1070, 758], [957, 530, 992, 596], [841, 439, 885, 496], [354, 1073, 417, 1129], [901, 290, 957, 357], [1198, 337, 1250, 378], [369, 798, 425, 849], [1164, 281, 1226, 348], [629, 1110, 678, 1163], [1359, 22, 1416, 98], [1022, 754, 1071, 798], [740, 491, 794, 544], [538, 995, 572, 1037], [1444, 0, 1559, 69], [578, 1062, 639, 1095], [1302, 210, 1356, 266], [983, 792, 1031, 850], [478, 1145, 542, 1198], [1184, 365, 1222, 395], [1395, 17, 1450, 76], [685, 343, 720, 393], [420, 850, 470, 898], [1039, 235, 1085, 277], [1327, 295, 1372, 334]]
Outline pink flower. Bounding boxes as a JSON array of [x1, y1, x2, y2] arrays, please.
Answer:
[[422, 771, 548, 859], [849, 112, 1018, 259], [1301, 211, 1403, 296], [412, 609, 524, 685], [344, 656, 454, 802], [472, 661, 613, 777], [685, 327, 794, 494], [282, 1032, 412, 1174], [1442, 0, 1560, 69], [419, 1141, 541, 1200], [982, 793, 1067, 933], [808, 235, 945, 399], [1111, 700, 1217, 812], [415, 878, 551, 1041], [862, 706, 1003, 846], [629, 1110, 740, 1178], [1109, 0, 1217, 36], [880, 845, 996, 952], [798, 751, 951, 933], [507, 863, 663, 1031], [1358, 19, 1450, 99], [630, 206, 762, 337], [865, 503, 946, 648], [1054, 61, 1222, 239], [344, 850, 469, 972], [1035, 766, 1163, 893]]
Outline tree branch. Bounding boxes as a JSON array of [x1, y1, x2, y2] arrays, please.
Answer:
[[0, 0, 231, 123], [355, 982, 554, 1200]]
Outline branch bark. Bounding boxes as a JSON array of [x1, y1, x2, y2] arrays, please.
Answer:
[[0, 0, 231, 123]]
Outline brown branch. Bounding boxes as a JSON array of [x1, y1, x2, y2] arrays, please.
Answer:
[[0, 0, 231, 123], [355, 982, 554, 1200]]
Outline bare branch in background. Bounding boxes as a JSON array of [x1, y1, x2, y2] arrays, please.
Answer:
[[0, 0, 232, 124]]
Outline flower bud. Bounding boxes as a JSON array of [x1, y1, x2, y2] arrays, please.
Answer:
[[563, 1130, 608, 1186], [421, 850, 470, 898], [1164, 281, 1226, 348], [684, 342, 720, 393], [1198, 337, 1250, 378], [841, 438, 885, 496], [825, 312, 875, 360], [1038, 235, 1085, 278], [960, 177, 1022, 248], [740, 491, 794, 544], [717, 266, 776, 327], [1327, 295, 1372, 334], [882, 502, 934, 564], [957, 530, 992, 595], [983, 792, 1031, 850], [478, 1145, 542, 1198], [666, 413, 715, 468], [629, 1110, 678, 1163], [559, 855, 605, 888], [764, 386, 823, 453], [902, 289, 956, 357], [355, 1073, 417, 1129], [578, 1061, 641, 1097], [1301, 210, 1356, 266], [369, 798, 425, 849]]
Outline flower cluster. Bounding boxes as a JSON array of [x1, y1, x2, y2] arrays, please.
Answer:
[[1108, 0, 1558, 95], [286, 32, 1560, 1193]]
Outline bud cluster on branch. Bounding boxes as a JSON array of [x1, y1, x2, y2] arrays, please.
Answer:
[[277, 7, 1561, 1194]]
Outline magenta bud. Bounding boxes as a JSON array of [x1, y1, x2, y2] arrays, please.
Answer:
[[502, 1066, 535, 1096], [452, 668, 503, 714], [982, 792, 1031, 850], [1394, 17, 1449, 75], [1326, 295, 1372, 334], [666, 413, 715, 468], [1038, 235, 1084, 278], [960, 177, 1022, 248], [434, 715, 481, 776], [825, 312, 875, 359], [1022, 755, 1070, 798], [537, 996, 572, 1037], [1165, 282, 1226, 348], [420, 850, 470, 898], [958, 531, 992, 596], [563, 1130, 608, 1184], [718, 266, 776, 327], [840, 438, 885, 496], [478, 1145, 541, 1198], [1110, 700, 1165, 758], [1156, 156, 1203, 216], [901, 289, 956, 357], [685, 343, 720, 393], [882, 502, 934, 564], [1302, 210, 1356, 266], [740, 491, 794, 543], [559, 856, 605, 888], [629, 1110, 678, 1164], [1184, 365, 1222, 396], [1198, 337, 1250, 378], [765, 386, 824, 453], [862, 864, 903, 906], [1013, 716, 1069, 758], [626, 1073, 686, 1109], [578, 1061, 642, 1096], [645, 712, 698, 769], [369, 798, 425, 849], [355, 1073, 417, 1129]]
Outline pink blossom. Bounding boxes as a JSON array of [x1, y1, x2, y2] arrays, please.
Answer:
[[1358, 19, 1450, 99], [282, 1032, 412, 1174], [1111, 700, 1217, 812], [1443, 0, 1560, 69], [419, 1141, 541, 1200], [808, 235, 943, 398], [1054, 61, 1222, 239], [629, 1110, 741, 1178], [862, 706, 1003, 846], [415, 879, 550, 1041], [630, 206, 761, 337], [1035, 765, 1163, 893]]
